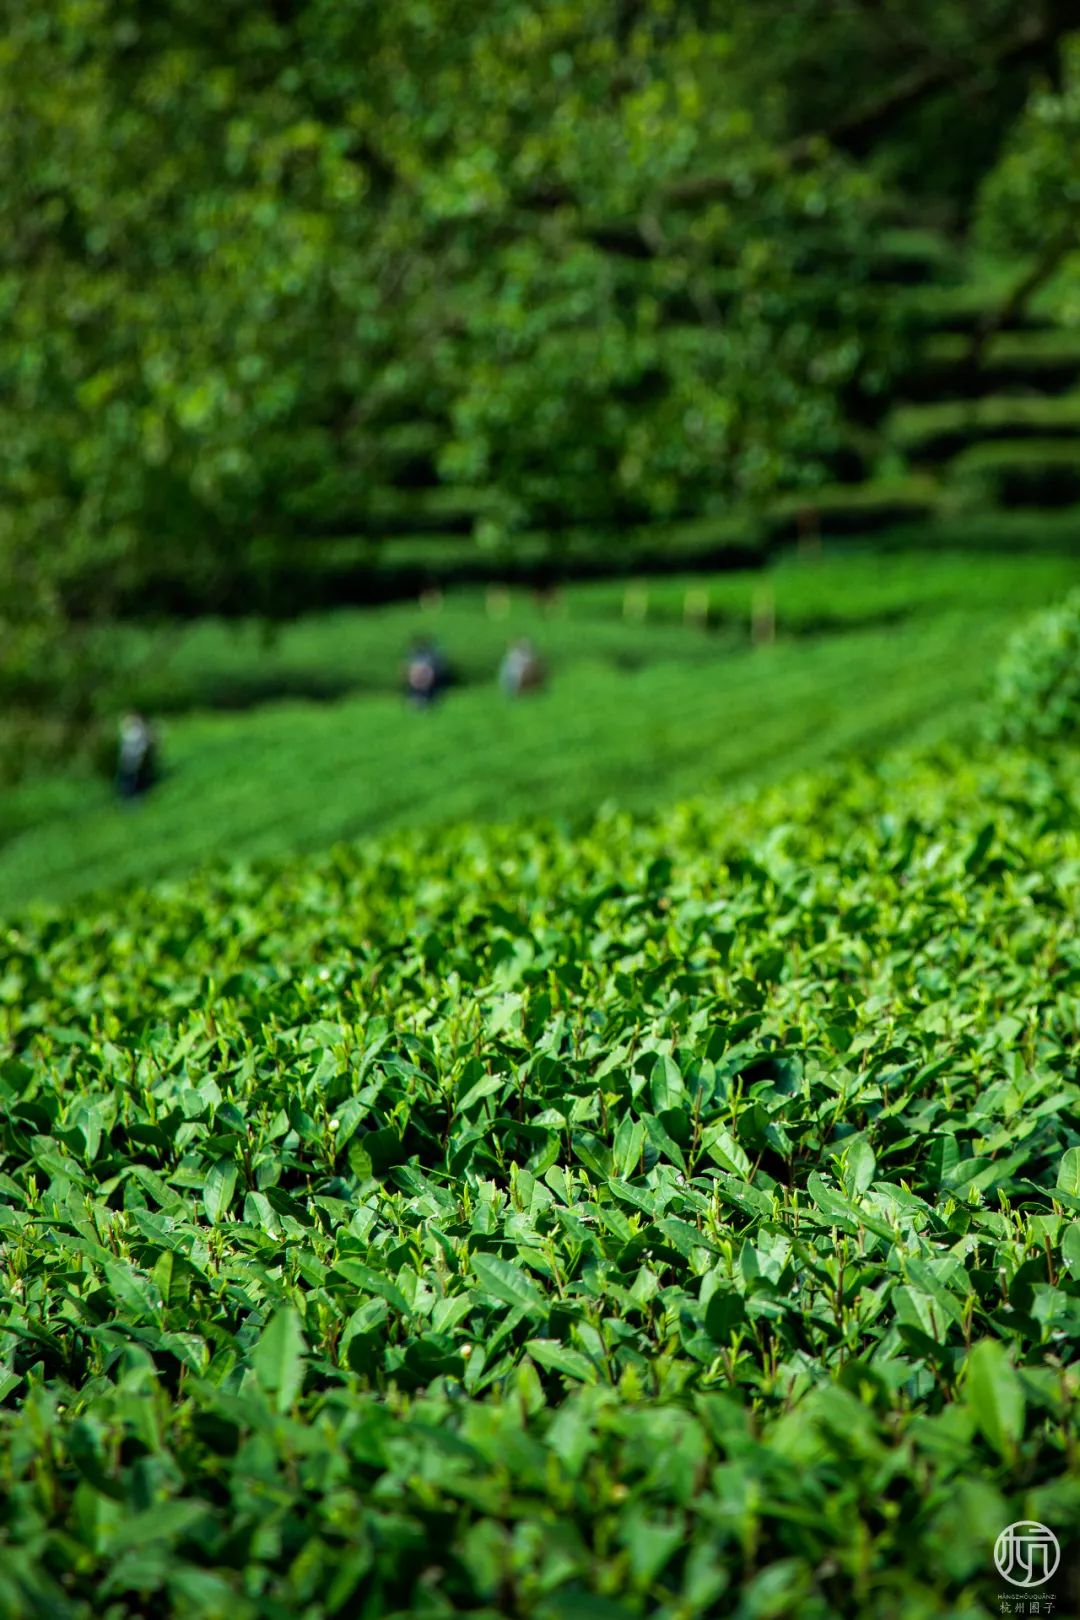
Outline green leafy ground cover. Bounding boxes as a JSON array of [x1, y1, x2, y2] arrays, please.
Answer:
[[1, 739, 1079, 1618], [3, 549, 1079, 911]]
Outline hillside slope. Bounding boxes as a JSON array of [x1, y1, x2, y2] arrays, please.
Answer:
[[1, 741, 1078, 1617], [5, 547, 1078, 912]]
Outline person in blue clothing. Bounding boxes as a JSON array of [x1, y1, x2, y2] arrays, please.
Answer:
[[403, 638, 450, 707], [115, 711, 157, 800]]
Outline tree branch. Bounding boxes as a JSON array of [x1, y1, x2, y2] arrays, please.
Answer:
[[970, 214, 1080, 365], [658, 13, 1057, 209], [827, 12, 1054, 156]]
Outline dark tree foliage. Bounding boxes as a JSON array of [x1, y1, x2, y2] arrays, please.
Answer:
[[0, 0, 1076, 735]]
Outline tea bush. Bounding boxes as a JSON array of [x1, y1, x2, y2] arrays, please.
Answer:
[[987, 587, 1080, 745], [1, 745, 1079, 1617]]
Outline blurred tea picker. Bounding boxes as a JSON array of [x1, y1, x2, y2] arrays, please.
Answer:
[[500, 638, 547, 696], [115, 711, 157, 801], [404, 637, 451, 707]]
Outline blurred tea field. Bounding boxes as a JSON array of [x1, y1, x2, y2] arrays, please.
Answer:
[[2, 545, 1077, 912]]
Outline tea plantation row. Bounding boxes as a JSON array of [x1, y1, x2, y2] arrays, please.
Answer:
[[7, 546, 1080, 912], [1, 734, 1078, 1618]]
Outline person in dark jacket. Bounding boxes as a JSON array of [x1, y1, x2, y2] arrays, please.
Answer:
[[115, 712, 157, 799], [403, 639, 450, 707]]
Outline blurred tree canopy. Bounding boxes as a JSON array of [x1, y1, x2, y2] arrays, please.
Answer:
[[0, 0, 1076, 739], [975, 31, 1080, 336]]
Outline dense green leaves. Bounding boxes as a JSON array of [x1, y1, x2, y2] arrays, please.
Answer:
[[1, 738, 1079, 1613], [986, 585, 1080, 744]]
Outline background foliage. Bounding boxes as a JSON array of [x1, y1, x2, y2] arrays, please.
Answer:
[[3, 0, 1079, 730], [0, 2, 879, 606]]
